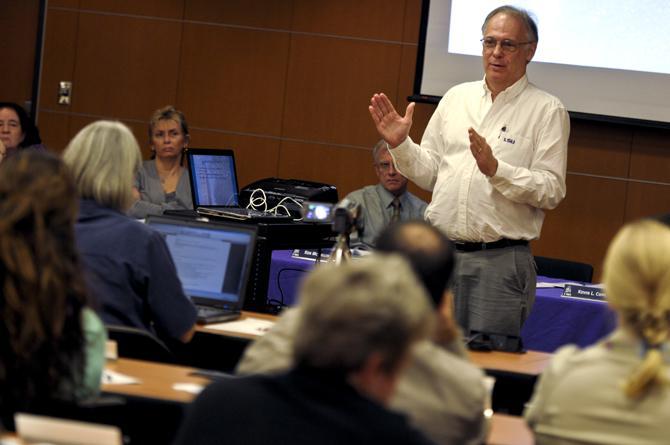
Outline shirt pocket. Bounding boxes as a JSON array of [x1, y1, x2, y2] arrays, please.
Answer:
[[492, 133, 533, 167]]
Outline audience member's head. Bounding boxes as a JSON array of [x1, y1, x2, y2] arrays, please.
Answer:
[[603, 218, 670, 398], [0, 102, 42, 155], [148, 105, 190, 161], [294, 255, 434, 403], [372, 139, 408, 196], [0, 151, 90, 426], [63, 120, 142, 211], [376, 220, 455, 306]]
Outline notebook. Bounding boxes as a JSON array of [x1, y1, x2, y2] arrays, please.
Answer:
[[186, 148, 291, 221], [145, 215, 257, 324]]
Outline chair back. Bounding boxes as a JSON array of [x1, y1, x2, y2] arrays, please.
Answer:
[[106, 325, 176, 364], [534, 256, 594, 283]]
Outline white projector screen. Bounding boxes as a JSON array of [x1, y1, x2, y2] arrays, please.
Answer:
[[415, 0, 670, 127]]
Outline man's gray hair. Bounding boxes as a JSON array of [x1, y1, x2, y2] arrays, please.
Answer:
[[63, 120, 142, 211], [372, 139, 390, 164], [293, 254, 435, 373], [482, 5, 538, 42]]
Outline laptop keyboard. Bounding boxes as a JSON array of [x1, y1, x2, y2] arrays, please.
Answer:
[[197, 207, 292, 221], [196, 305, 241, 324], [197, 306, 226, 317], [221, 207, 270, 217]]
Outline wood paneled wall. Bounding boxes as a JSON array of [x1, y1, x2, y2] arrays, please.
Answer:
[[1, 1, 41, 109], [33, 0, 670, 280]]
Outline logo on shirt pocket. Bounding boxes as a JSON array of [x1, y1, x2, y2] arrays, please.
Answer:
[[494, 133, 532, 166]]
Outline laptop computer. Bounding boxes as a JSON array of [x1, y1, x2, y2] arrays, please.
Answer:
[[145, 215, 257, 324], [186, 148, 291, 221]]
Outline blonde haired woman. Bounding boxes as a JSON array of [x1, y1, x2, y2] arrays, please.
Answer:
[[525, 219, 670, 444], [64, 121, 197, 343], [128, 105, 192, 218]]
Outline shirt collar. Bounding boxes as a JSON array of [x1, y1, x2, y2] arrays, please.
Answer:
[[481, 74, 529, 101], [375, 183, 403, 208]]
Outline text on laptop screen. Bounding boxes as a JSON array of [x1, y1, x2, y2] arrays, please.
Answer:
[[149, 221, 253, 304], [190, 153, 239, 206]]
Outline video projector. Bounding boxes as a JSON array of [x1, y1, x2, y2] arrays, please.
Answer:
[[239, 178, 338, 218]]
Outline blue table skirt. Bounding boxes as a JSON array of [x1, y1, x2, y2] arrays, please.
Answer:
[[266, 250, 617, 353]]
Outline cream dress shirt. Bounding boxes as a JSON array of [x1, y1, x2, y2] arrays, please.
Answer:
[[391, 75, 569, 242]]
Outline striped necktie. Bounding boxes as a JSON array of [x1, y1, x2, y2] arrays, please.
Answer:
[[390, 197, 401, 223]]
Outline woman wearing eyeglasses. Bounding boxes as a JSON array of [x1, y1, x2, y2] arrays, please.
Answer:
[[368, 5, 569, 341]]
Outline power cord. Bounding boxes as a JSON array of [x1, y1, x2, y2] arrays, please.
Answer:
[[270, 267, 307, 308], [245, 188, 304, 221]]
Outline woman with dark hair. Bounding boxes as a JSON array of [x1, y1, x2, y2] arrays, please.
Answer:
[[0, 151, 105, 429], [0, 102, 46, 158], [128, 105, 193, 218]]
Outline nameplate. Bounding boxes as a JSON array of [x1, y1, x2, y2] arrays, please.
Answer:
[[562, 284, 606, 301], [291, 248, 369, 262], [292, 248, 331, 262]]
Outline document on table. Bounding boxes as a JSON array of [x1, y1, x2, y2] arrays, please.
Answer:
[[206, 317, 275, 336], [536, 281, 581, 289], [102, 369, 141, 385], [537, 281, 605, 289], [173, 383, 205, 395]]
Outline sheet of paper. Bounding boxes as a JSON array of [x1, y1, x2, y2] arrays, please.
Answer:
[[173, 383, 205, 395], [102, 369, 141, 385], [537, 281, 582, 289], [537, 281, 605, 289], [205, 317, 275, 336]]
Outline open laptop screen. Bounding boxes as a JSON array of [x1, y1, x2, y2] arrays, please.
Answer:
[[187, 148, 240, 207], [146, 216, 256, 308]]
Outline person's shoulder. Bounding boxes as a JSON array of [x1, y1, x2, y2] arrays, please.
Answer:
[[437, 80, 484, 110], [404, 190, 428, 206], [21, 143, 48, 152], [411, 340, 485, 382], [199, 373, 276, 404], [91, 208, 159, 245], [525, 81, 566, 109], [78, 200, 134, 228], [115, 212, 155, 236], [345, 185, 377, 201], [542, 343, 589, 379], [373, 406, 436, 445], [81, 307, 105, 333], [445, 80, 483, 96], [395, 340, 486, 410], [138, 159, 157, 176]]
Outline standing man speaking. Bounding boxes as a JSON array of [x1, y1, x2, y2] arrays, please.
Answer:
[[369, 5, 569, 341]]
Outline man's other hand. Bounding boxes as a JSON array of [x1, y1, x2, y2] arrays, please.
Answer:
[[468, 127, 498, 177]]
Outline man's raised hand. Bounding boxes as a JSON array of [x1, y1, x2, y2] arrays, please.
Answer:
[[368, 93, 415, 148]]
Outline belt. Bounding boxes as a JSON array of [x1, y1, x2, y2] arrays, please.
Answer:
[[453, 238, 528, 252]]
